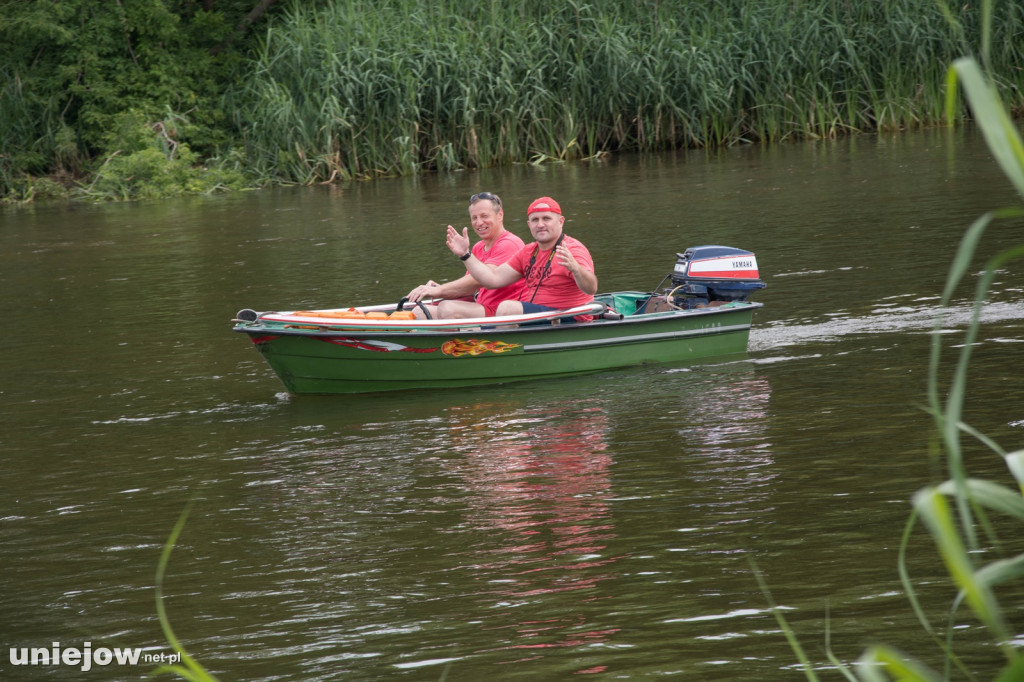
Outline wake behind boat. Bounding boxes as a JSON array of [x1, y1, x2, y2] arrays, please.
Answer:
[[232, 246, 766, 394]]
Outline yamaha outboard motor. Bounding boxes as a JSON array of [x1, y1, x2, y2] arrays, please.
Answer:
[[665, 245, 766, 308]]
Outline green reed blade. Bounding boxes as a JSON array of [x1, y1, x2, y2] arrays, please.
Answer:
[[1006, 451, 1024, 491], [935, 479, 1024, 521], [912, 488, 1011, 649], [948, 58, 1024, 198], [748, 557, 820, 682], [856, 645, 941, 682], [154, 503, 220, 681], [973, 554, 1024, 591]]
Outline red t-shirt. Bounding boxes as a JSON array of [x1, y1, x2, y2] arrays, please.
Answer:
[[471, 230, 526, 313], [505, 235, 595, 314]]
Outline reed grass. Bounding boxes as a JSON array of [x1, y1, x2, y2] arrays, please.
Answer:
[[232, 0, 1024, 183], [0, 74, 70, 200]]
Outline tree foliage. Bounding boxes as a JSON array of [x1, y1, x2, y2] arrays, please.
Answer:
[[0, 0, 278, 199]]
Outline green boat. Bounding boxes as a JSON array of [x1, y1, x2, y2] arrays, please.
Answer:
[[232, 246, 765, 394]]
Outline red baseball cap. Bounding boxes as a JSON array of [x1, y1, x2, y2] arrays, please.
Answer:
[[527, 196, 562, 215]]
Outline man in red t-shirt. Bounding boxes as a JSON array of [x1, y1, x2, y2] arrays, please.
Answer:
[[406, 192, 525, 318], [446, 196, 598, 321]]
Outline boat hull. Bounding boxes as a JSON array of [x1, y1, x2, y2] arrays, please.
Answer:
[[235, 300, 761, 394]]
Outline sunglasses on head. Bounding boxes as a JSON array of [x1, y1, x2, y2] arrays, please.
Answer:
[[469, 192, 501, 208]]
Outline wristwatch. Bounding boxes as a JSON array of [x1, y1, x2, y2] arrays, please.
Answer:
[[459, 251, 472, 261]]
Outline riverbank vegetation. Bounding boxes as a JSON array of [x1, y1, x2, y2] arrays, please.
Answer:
[[3, 0, 1024, 203]]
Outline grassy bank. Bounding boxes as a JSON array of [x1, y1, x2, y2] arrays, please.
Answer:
[[3, 0, 1024, 202]]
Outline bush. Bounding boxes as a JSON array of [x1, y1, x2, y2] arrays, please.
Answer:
[[76, 110, 249, 201]]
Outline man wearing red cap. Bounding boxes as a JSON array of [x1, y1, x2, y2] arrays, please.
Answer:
[[446, 196, 598, 322]]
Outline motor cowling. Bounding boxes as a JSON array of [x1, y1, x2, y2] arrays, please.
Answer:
[[668, 245, 766, 307]]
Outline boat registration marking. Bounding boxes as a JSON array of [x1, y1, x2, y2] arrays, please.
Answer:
[[522, 324, 750, 352]]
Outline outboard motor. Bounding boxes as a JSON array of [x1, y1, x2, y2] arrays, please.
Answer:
[[666, 245, 765, 308]]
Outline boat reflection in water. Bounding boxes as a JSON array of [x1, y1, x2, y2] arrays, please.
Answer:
[[439, 397, 622, 672], [437, 362, 774, 673]]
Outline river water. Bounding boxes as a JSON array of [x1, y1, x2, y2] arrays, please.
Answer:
[[2, 127, 1023, 680]]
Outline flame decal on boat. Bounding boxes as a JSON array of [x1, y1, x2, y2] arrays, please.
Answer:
[[441, 338, 522, 357], [313, 336, 521, 356]]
